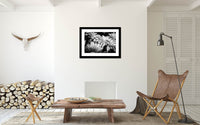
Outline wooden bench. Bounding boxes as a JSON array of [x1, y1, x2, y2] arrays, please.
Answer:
[[51, 99, 126, 123]]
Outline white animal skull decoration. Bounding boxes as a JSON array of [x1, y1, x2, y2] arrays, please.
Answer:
[[12, 33, 40, 50]]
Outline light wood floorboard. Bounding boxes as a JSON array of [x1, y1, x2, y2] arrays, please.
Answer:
[[0, 105, 199, 125]]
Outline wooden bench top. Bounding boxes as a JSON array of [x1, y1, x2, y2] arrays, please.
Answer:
[[52, 99, 126, 109]]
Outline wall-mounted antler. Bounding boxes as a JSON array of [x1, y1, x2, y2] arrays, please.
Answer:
[[12, 33, 23, 41], [12, 33, 40, 42], [12, 33, 40, 50], [27, 34, 40, 41]]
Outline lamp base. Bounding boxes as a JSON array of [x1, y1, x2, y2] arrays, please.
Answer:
[[178, 117, 195, 124]]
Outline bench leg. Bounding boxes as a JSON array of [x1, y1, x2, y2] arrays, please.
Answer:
[[63, 108, 72, 123], [107, 108, 114, 123]]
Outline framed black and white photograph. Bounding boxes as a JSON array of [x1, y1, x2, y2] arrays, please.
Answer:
[[80, 27, 121, 58]]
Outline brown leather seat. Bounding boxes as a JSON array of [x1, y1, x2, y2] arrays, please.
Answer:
[[137, 91, 169, 101], [138, 70, 188, 101], [137, 70, 189, 124], [26, 94, 42, 101]]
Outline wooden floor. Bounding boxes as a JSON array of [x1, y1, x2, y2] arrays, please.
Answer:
[[0, 105, 200, 124]]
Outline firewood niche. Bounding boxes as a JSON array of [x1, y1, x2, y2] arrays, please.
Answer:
[[0, 80, 54, 109]]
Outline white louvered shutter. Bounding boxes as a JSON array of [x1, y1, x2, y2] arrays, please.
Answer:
[[164, 14, 200, 105], [165, 16, 178, 59], [180, 16, 194, 104]]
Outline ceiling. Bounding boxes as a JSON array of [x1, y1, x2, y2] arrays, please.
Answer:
[[8, 0, 52, 6], [0, 0, 55, 11], [0, 0, 200, 11], [153, 0, 196, 6], [149, 0, 200, 11]]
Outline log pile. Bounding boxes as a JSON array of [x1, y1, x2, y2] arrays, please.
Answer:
[[0, 80, 54, 109]]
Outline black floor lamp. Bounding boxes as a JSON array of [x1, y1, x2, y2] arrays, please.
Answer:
[[157, 32, 194, 124]]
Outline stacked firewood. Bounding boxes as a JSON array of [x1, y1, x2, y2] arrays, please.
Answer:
[[0, 80, 54, 109]]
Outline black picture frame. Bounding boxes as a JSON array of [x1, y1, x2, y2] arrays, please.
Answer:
[[80, 27, 121, 58]]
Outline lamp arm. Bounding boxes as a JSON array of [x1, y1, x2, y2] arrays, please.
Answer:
[[162, 33, 172, 39]]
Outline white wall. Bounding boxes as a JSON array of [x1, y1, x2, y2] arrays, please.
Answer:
[[147, 12, 164, 94], [55, 0, 147, 111], [0, 12, 54, 83]]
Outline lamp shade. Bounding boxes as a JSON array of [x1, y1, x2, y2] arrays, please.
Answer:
[[157, 34, 164, 46], [157, 39, 164, 46]]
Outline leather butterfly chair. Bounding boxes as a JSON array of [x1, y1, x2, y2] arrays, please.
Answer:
[[137, 70, 189, 124], [24, 94, 45, 124]]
